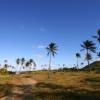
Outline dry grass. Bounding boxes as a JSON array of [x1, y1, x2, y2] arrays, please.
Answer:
[[32, 71, 100, 90], [0, 71, 100, 100]]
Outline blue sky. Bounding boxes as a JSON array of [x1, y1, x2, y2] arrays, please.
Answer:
[[0, 0, 100, 70]]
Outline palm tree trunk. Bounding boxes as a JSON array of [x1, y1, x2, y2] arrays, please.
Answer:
[[77, 58, 78, 70], [20, 66, 21, 73], [86, 49, 91, 72], [87, 60, 90, 72], [48, 53, 51, 79]]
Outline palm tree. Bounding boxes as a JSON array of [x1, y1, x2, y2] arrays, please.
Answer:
[[97, 52, 100, 58], [81, 40, 96, 71], [46, 42, 57, 78], [21, 58, 25, 72], [85, 53, 92, 71], [75, 53, 81, 69], [29, 59, 36, 71], [93, 29, 100, 44], [93, 29, 100, 60], [3, 60, 9, 73], [25, 61, 30, 71], [16, 58, 21, 73], [4, 60, 8, 70], [81, 62, 84, 67]]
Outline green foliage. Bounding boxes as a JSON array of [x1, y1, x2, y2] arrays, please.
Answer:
[[46, 42, 58, 57], [0, 68, 9, 75], [81, 40, 96, 53]]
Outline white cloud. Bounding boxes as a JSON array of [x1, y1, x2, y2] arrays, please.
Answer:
[[40, 27, 46, 32], [32, 46, 36, 49], [36, 54, 43, 59], [38, 45, 46, 49], [19, 24, 25, 30]]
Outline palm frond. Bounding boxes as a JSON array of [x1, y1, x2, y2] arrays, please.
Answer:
[[92, 35, 98, 38]]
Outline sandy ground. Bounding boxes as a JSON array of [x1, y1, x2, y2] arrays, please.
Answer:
[[0, 76, 37, 100]]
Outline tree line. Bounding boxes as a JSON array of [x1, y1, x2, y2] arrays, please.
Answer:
[[0, 29, 100, 76]]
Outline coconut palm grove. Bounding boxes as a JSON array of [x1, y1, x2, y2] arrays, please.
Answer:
[[0, 0, 100, 100]]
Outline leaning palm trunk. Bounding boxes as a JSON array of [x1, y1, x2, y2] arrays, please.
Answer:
[[48, 54, 51, 79]]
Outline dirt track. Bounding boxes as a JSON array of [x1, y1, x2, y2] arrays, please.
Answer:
[[0, 76, 37, 100]]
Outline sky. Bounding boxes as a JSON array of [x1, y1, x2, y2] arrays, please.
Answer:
[[0, 0, 100, 70]]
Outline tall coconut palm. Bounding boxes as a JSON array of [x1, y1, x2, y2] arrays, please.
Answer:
[[16, 58, 21, 73], [81, 40, 96, 71], [4, 60, 8, 70], [29, 59, 36, 71], [46, 42, 57, 78], [21, 58, 25, 72], [25, 61, 30, 71], [75, 53, 81, 69]]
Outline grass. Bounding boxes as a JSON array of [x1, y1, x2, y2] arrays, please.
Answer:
[[0, 71, 100, 100]]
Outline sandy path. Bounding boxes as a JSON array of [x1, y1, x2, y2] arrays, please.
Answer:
[[0, 77, 37, 100], [11, 77, 37, 85]]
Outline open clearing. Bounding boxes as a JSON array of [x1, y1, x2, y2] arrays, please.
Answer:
[[0, 71, 100, 100]]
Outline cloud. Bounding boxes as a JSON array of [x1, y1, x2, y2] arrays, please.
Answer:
[[32, 46, 36, 49], [19, 24, 25, 30], [38, 45, 46, 49], [40, 27, 46, 32], [36, 54, 43, 59]]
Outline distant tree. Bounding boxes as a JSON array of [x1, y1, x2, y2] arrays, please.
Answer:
[[93, 29, 100, 60], [81, 62, 84, 68], [81, 40, 96, 71], [4, 60, 7, 64], [25, 61, 30, 71], [75, 53, 81, 69], [4, 64, 8, 70], [46, 42, 57, 78], [93, 29, 100, 44], [97, 52, 100, 58], [29, 59, 36, 71], [4, 60, 8, 70], [16, 58, 21, 73], [63, 64, 66, 67], [21, 58, 25, 72]]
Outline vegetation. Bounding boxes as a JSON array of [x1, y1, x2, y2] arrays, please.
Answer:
[[75, 53, 81, 69], [0, 71, 100, 100], [46, 42, 58, 78], [81, 40, 96, 71], [0, 29, 100, 99], [93, 29, 100, 44]]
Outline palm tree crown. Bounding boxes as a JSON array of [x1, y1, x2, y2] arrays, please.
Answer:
[[75, 53, 81, 69], [76, 53, 81, 58], [25, 61, 30, 67], [81, 40, 96, 53], [81, 40, 96, 72], [28, 59, 36, 71], [29, 59, 36, 67], [93, 29, 100, 43], [46, 42, 57, 57], [21, 58, 25, 65], [16, 58, 20, 65]]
